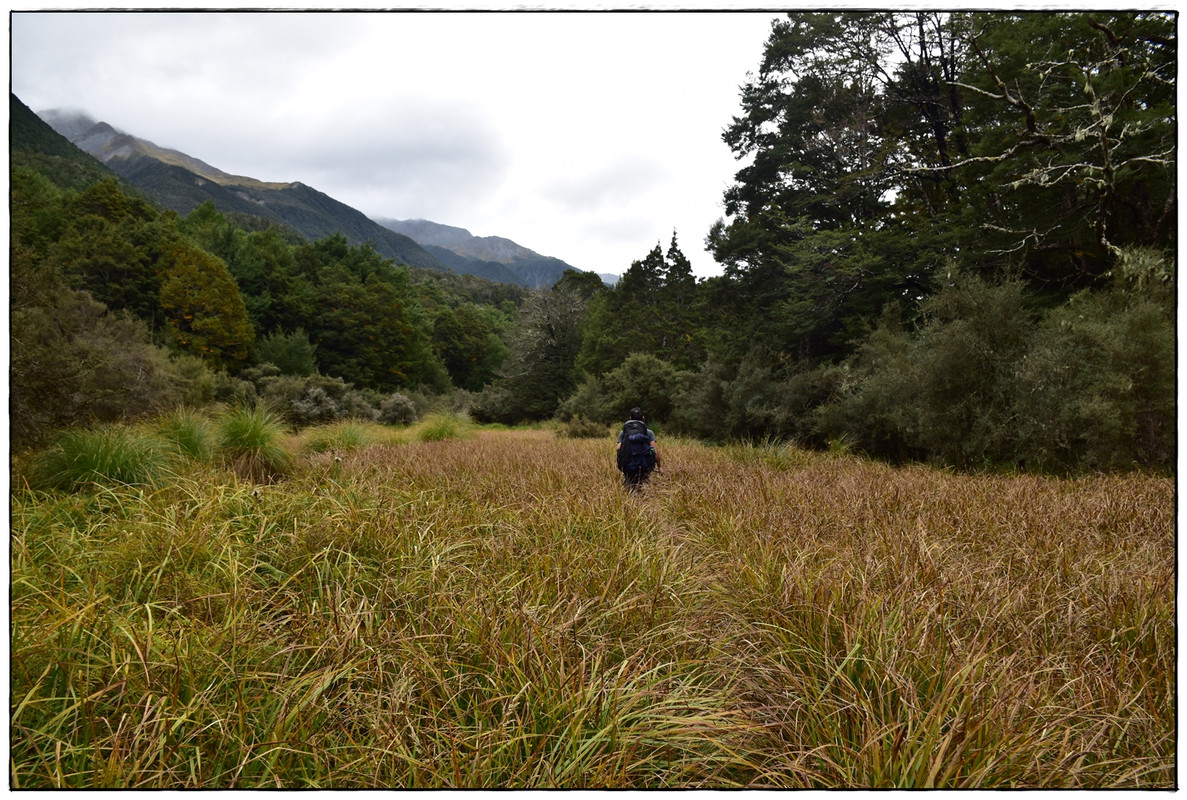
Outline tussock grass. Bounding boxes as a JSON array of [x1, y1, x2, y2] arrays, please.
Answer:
[[30, 427, 177, 492], [215, 405, 293, 483], [299, 419, 402, 455], [410, 412, 475, 442], [10, 425, 1174, 788], [156, 407, 215, 463]]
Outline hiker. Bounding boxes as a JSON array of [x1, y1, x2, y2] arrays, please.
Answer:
[[616, 407, 660, 490]]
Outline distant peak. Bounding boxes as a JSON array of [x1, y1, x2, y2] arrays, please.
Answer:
[[38, 107, 109, 140]]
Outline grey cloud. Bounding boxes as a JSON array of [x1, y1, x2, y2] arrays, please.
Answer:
[[543, 157, 669, 213]]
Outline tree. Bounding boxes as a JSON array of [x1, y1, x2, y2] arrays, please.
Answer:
[[158, 241, 254, 369], [575, 236, 705, 376], [935, 12, 1176, 291], [710, 13, 943, 363], [48, 180, 172, 327], [312, 265, 418, 390], [432, 303, 508, 392], [476, 280, 592, 423], [711, 10, 1175, 371]]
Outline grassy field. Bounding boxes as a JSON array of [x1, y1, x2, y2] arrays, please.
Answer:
[[10, 415, 1176, 788]]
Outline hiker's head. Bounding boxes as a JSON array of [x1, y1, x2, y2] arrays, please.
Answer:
[[629, 407, 644, 421]]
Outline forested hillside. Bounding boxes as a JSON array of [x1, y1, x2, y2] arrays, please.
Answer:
[[38, 108, 454, 273], [11, 92, 526, 449], [10, 11, 1175, 473]]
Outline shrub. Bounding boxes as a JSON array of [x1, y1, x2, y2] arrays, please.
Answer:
[[11, 287, 201, 449], [215, 405, 293, 482], [672, 350, 796, 442], [470, 384, 521, 425], [559, 353, 692, 427], [813, 319, 920, 463], [781, 362, 846, 448], [669, 353, 730, 440], [168, 352, 219, 407], [378, 392, 419, 426], [1015, 289, 1175, 472], [907, 274, 1035, 467], [556, 374, 613, 425], [818, 274, 1033, 468], [289, 386, 342, 427], [253, 372, 380, 429], [340, 391, 380, 422], [32, 426, 176, 492], [559, 415, 610, 439]]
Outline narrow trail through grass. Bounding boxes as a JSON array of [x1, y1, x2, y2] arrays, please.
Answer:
[[11, 426, 1174, 788]]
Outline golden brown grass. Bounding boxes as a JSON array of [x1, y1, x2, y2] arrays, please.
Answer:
[[10, 427, 1174, 787]]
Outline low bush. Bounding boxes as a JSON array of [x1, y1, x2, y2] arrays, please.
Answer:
[[559, 353, 692, 427], [378, 392, 419, 426], [558, 415, 610, 439], [253, 328, 317, 376]]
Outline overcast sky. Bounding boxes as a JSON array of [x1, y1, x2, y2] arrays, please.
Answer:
[[11, 9, 788, 278]]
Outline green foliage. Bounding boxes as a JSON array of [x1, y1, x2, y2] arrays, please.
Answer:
[[812, 265, 1175, 472], [559, 353, 693, 428], [908, 274, 1036, 467], [414, 412, 471, 442], [558, 416, 612, 439], [672, 350, 795, 442], [813, 318, 919, 463], [12, 23, 1177, 477], [953, 13, 1175, 287], [301, 419, 373, 454], [215, 405, 294, 482], [158, 241, 255, 369], [576, 235, 705, 376], [254, 328, 318, 376], [49, 180, 168, 325], [243, 370, 379, 429], [1015, 286, 1175, 472], [476, 280, 592, 423], [309, 259, 447, 392], [155, 407, 216, 464], [432, 302, 508, 391], [32, 427, 176, 492], [10, 276, 203, 449]]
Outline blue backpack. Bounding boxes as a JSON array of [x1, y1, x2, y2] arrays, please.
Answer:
[[618, 419, 655, 474]]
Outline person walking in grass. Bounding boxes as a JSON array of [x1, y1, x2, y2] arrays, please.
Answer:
[[616, 407, 660, 491]]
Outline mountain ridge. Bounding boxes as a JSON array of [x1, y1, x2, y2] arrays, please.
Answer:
[[39, 107, 606, 288], [377, 217, 617, 287]]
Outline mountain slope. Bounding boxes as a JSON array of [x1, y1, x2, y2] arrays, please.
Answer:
[[377, 217, 596, 289], [11, 95, 120, 190], [374, 217, 474, 249], [37, 106, 610, 287], [41, 110, 448, 272]]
